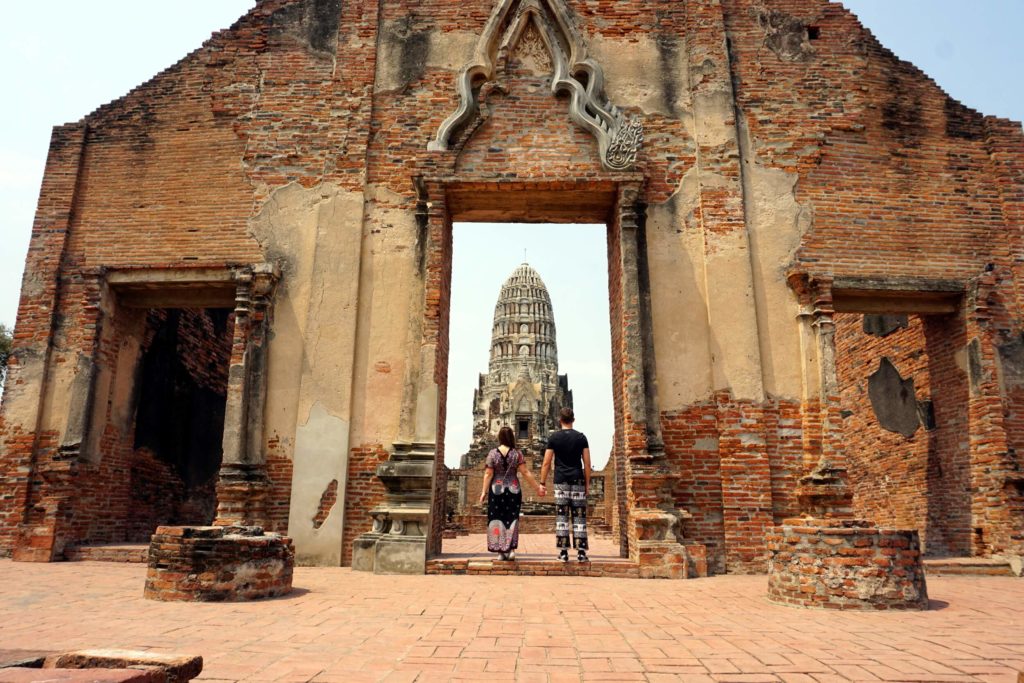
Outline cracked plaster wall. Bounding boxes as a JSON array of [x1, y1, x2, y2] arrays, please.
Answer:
[[252, 182, 365, 566]]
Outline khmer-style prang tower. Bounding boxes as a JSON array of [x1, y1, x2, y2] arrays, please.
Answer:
[[460, 263, 572, 473]]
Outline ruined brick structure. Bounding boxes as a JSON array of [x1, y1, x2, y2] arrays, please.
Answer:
[[1, 0, 1022, 576]]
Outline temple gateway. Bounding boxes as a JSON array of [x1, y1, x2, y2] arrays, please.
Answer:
[[1, 0, 1022, 579]]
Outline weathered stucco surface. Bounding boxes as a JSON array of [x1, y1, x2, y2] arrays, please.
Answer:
[[253, 182, 365, 564], [2, 0, 1023, 571]]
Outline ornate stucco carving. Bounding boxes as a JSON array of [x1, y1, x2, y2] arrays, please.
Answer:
[[427, 0, 644, 171]]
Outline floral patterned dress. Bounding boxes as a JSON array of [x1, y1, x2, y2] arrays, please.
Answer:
[[486, 448, 523, 553]]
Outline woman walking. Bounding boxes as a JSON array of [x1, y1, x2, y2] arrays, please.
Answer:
[[478, 426, 545, 560]]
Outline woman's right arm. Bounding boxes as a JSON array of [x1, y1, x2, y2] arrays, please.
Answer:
[[479, 467, 494, 504]]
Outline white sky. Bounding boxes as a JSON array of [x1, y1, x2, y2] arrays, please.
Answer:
[[1, 1, 1022, 468], [445, 224, 612, 468]]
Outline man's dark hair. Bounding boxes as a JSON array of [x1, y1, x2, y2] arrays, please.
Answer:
[[559, 407, 575, 424]]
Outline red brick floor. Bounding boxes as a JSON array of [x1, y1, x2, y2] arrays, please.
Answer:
[[0, 557, 1022, 683]]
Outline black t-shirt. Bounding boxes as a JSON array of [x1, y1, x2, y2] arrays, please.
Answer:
[[546, 428, 589, 484]]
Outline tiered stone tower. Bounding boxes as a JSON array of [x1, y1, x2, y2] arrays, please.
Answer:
[[461, 263, 572, 470]]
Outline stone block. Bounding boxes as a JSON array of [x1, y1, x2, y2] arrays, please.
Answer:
[[44, 651, 202, 683], [0, 652, 53, 669], [767, 519, 928, 610], [0, 668, 162, 683], [144, 526, 293, 602], [373, 536, 426, 575]]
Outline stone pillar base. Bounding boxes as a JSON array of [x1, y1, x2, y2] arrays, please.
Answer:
[[374, 536, 427, 575], [352, 509, 428, 575], [635, 541, 709, 579], [12, 524, 59, 563], [767, 518, 928, 610], [145, 526, 294, 602], [351, 533, 382, 572], [630, 508, 705, 579]]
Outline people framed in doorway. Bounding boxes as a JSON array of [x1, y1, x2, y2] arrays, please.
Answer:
[[479, 425, 545, 561], [540, 407, 591, 562]]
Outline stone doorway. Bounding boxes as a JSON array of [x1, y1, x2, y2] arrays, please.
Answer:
[[829, 286, 973, 557], [437, 220, 617, 565], [354, 178, 699, 578], [11, 266, 278, 562]]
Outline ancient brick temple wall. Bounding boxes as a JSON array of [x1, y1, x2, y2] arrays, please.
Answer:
[[66, 308, 234, 548], [835, 313, 971, 556], [3, 0, 1023, 567], [663, 397, 805, 575]]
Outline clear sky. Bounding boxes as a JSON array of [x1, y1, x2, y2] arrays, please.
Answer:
[[1, 1, 1022, 467], [446, 224, 613, 468]]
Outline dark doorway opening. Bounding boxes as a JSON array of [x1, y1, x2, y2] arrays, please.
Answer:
[[127, 307, 234, 538]]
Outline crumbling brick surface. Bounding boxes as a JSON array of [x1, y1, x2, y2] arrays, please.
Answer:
[[836, 312, 973, 557], [340, 445, 389, 567], [767, 519, 929, 610], [144, 526, 294, 602], [1, 0, 1022, 568]]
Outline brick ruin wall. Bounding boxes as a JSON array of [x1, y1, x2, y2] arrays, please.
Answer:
[[835, 313, 972, 557], [65, 308, 234, 549], [1, 0, 1022, 566]]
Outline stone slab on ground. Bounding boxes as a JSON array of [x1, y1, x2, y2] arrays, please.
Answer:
[[431, 534, 635, 576], [2, 558, 1024, 682], [0, 652, 52, 669], [924, 556, 1017, 577], [0, 669, 161, 683], [45, 651, 201, 683]]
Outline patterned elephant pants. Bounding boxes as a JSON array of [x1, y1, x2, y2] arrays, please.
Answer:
[[554, 479, 588, 550]]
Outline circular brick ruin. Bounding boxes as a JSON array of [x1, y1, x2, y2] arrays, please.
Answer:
[[145, 526, 294, 602], [766, 519, 929, 610]]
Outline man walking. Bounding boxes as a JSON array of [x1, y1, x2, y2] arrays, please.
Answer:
[[540, 407, 591, 562]]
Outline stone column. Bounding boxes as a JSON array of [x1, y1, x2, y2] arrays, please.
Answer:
[[615, 184, 697, 578], [214, 264, 279, 528], [3, 123, 87, 560], [964, 270, 1022, 559], [13, 272, 107, 562], [790, 274, 852, 518]]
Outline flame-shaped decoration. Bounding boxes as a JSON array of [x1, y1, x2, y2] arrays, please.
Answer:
[[427, 0, 643, 171]]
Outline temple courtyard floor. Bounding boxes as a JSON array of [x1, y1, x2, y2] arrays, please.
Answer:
[[1, 543, 1022, 683]]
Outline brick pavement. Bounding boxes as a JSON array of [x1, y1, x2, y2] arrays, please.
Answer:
[[0, 558, 1021, 683], [439, 534, 627, 561]]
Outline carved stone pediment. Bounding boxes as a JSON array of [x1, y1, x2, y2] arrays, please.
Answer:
[[427, 0, 643, 171]]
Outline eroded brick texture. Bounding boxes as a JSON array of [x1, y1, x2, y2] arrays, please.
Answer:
[[836, 313, 972, 557], [766, 519, 929, 610], [1, 0, 1022, 569], [340, 445, 389, 567], [145, 525, 294, 602]]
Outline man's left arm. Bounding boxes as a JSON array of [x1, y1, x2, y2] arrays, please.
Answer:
[[582, 447, 591, 493]]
